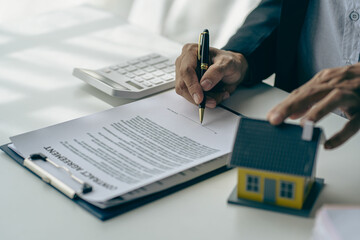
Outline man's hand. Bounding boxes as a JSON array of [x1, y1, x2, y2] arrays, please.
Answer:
[[267, 64, 360, 149], [175, 43, 248, 108]]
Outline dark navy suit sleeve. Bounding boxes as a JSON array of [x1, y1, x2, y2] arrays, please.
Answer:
[[222, 0, 282, 86]]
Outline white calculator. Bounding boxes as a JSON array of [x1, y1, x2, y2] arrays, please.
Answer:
[[73, 53, 176, 99]]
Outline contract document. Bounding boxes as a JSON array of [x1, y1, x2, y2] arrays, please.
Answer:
[[10, 90, 240, 206]]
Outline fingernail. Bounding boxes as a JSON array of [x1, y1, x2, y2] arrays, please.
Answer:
[[324, 142, 332, 149], [223, 91, 230, 100], [193, 93, 200, 104], [200, 79, 212, 91], [206, 99, 216, 108], [269, 112, 283, 125], [300, 117, 312, 126]]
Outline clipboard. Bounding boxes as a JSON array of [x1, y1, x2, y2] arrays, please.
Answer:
[[1, 143, 229, 221]]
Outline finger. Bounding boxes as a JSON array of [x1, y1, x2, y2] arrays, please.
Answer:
[[301, 89, 358, 124], [176, 44, 204, 104], [203, 91, 231, 109], [267, 69, 344, 125], [205, 91, 231, 107], [267, 95, 312, 125], [289, 107, 311, 120], [201, 81, 237, 108], [180, 66, 203, 104], [324, 113, 360, 149], [267, 86, 331, 125], [205, 97, 217, 108], [199, 57, 241, 91], [199, 63, 227, 91], [175, 78, 197, 104], [222, 83, 238, 95]]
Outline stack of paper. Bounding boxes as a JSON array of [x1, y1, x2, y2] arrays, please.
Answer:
[[9, 90, 240, 208]]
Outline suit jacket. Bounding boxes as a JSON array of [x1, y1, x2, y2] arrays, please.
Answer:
[[223, 0, 310, 93]]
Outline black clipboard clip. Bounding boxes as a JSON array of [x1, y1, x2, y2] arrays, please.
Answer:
[[23, 153, 92, 199]]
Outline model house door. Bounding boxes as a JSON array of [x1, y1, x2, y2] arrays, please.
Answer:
[[264, 178, 276, 203]]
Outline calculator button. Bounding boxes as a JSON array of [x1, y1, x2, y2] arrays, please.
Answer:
[[164, 66, 175, 73], [144, 66, 156, 72], [153, 70, 165, 77], [125, 66, 137, 72], [142, 74, 154, 80], [150, 79, 164, 85], [117, 68, 127, 74], [148, 53, 160, 58], [102, 68, 111, 73], [143, 82, 153, 87], [110, 65, 119, 70], [134, 77, 144, 83], [139, 55, 151, 61], [117, 62, 129, 68], [127, 59, 140, 65], [147, 57, 168, 65], [161, 60, 171, 65], [154, 63, 167, 69], [135, 62, 148, 68], [134, 70, 146, 76], [161, 75, 174, 82], [125, 73, 136, 78]]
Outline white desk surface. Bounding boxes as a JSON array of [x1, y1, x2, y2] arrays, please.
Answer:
[[0, 5, 359, 240]]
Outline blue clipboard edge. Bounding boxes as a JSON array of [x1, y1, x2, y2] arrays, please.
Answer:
[[1, 143, 230, 221]]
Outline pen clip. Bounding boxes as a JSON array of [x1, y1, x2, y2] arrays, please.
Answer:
[[198, 32, 204, 61]]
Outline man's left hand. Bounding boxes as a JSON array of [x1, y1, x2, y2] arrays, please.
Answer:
[[267, 63, 360, 149]]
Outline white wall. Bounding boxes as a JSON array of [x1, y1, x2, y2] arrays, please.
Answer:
[[0, 0, 87, 23], [127, 0, 261, 47], [0, 0, 260, 47]]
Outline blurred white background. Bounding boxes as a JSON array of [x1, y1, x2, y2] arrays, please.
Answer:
[[0, 0, 260, 47], [0, 0, 268, 142]]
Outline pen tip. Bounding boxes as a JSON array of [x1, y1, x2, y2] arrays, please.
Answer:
[[199, 108, 204, 124]]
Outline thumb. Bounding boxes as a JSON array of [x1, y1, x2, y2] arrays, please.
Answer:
[[199, 62, 230, 91]]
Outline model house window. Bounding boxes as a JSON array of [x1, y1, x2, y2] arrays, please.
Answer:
[[280, 181, 295, 199], [246, 175, 260, 192]]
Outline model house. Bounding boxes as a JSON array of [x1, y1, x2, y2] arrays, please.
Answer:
[[229, 118, 323, 210]]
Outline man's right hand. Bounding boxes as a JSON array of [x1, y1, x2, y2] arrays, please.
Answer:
[[175, 43, 248, 108]]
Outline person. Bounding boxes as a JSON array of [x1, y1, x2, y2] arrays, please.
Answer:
[[175, 0, 360, 149]]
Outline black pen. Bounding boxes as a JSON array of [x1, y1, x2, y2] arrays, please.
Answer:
[[198, 29, 209, 124]]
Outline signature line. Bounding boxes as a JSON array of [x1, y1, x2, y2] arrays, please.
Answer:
[[166, 108, 218, 134]]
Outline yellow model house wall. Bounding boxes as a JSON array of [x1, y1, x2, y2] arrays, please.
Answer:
[[237, 168, 306, 209]]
